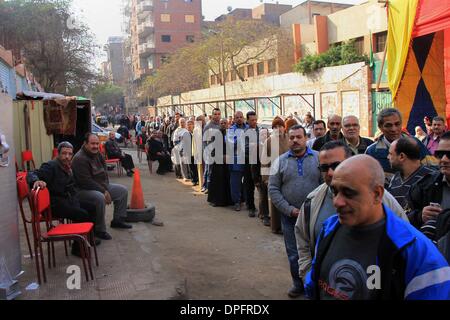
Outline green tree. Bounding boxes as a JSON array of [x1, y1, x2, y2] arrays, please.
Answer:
[[92, 83, 124, 108], [0, 0, 99, 93]]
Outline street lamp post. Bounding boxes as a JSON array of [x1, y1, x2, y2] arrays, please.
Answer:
[[209, 29, 228, 118], [220, 39, 228, 118]]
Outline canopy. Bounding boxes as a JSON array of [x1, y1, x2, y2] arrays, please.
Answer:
[[388, 0, 450, 132]]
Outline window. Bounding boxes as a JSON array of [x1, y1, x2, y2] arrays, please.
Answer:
[[375, 31, 387, 53], [353, 37, 364, 55], [161, 14, 171, 22], [268, 59, 277, 73], [210, 75, 216, 85], [247, 65, 254, 77], [257, 62, 265, 75], [161, 35, 171, 42], [186, 35, 195, 43], [185, 15, 195, 23]]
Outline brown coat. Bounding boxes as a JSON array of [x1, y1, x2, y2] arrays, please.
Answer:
[[261, 132, 290, 183], [72, 146, 109, 193]]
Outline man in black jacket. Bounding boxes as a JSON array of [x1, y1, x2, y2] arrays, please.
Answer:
[[146, 131, 172, 175], [312, 115, 343, 151], [408, 131, 450, 230], [27, 142, 100, 255], [341, 116, 374, 155], [105, 131, 135, 177]]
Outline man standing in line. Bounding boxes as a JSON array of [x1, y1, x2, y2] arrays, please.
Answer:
[[295, 141, 408, 284], [202, 108, 222, 193], [269, 125, 322, 298], [244, 111, 259, 218], [341, 116, 374, 155], [424, 116, 447, 156], [305, 155, 450, 300], [312, 115, 343, 151], [307, 120, 326, 149]]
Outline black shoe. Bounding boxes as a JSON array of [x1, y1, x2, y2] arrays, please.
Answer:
[[95, 231, 112, 240], [248, 209, 256, 218], [263, 218, 271, 227], [287, 286, 304, 298], [127, 171, 133, 177], [110, 220, 133, 229], [234, 203, 241, 212]]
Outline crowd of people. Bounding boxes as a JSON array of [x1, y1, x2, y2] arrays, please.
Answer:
[[135, 107, 450, 300], [28, 106, 450, 299]]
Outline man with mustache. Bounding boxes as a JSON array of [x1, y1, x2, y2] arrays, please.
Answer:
[[304, 155, 450, 300], [269, 125, 322, 298], [27, 141, 100, 256], [295, 141, 408, 285], [72, 133, 132, 241], [341, 116, 373, 155], [312, 115, 343, 152]]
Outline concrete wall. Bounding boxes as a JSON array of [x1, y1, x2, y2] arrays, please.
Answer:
[[280, 2, 352, 30], [0, 93, 22, 279], [158, 62, 373, 136], [327, 0, 387, 45]]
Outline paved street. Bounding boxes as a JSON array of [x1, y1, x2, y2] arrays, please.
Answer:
[[16, 149, 297, 300]]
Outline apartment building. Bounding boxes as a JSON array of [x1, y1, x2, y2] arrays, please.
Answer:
[[214, 3, 292, 26], [129, 0, 202, 82], [103, 36, 126, 86]]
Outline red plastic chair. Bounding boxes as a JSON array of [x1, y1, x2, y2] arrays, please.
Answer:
[[30, 187, 99, 284], [21, 150, 36, 172], [16, 174, 34, 259], [100, 143, 123, 177]]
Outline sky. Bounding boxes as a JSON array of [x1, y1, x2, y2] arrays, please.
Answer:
[[71, 0, 364, 65]]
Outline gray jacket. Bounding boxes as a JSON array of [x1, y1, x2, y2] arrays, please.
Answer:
[[294, 183, 409, 281], [268, 149, 322, 217]]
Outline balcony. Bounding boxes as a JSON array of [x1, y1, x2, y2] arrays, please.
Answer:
[[138, 20, 154, 38], [137, 0, 153, 20], [138, 42, 155, 57]]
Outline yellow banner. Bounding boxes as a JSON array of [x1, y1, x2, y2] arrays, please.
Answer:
[[387, 0, 419, 99]]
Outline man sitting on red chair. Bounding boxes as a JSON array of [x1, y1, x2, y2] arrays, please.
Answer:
[[105, 131, 135, 177], [26, 141, 101, 257]]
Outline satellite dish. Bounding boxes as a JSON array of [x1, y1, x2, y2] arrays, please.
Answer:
[[227, 6, 233, 12]]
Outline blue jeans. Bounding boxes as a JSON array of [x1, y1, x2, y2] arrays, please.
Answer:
[[229, 170, 244, 204], [280, 213, 302, 290]]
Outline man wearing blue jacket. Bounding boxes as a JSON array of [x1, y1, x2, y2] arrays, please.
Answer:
[[305, 155, 450, 300]]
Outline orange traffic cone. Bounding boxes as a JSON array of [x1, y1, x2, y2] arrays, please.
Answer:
[[130, 168, 145, 209]]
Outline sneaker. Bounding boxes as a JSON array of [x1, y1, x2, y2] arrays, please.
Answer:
[[234, 203, 241, 212], [95, 231, 112, 240], [263, 217, 271, 227], [200, 187, 207, 193], [287, 286, 304, 298], [248, 209, 256, 218]]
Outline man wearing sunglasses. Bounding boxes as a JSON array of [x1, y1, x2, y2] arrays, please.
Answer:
[[409, 131, 450, 231], [295, 141, 408, 286]]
